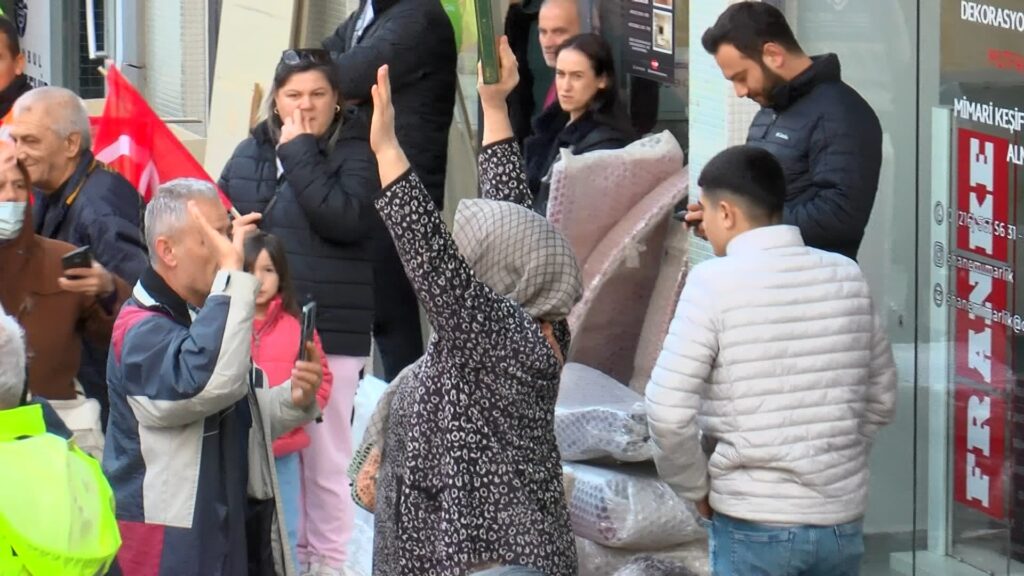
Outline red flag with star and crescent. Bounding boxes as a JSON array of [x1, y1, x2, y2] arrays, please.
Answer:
[[92, 65, 233, 209]]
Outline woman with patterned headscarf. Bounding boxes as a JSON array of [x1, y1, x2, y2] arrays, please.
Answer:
[[364, 37, 581, 576]]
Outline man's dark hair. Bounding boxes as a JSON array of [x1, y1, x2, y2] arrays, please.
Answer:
[[0, 17, 20, 58], [701, 2, 801, 61], [698, 145, 786, 222]]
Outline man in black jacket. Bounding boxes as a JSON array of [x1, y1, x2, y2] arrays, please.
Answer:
[[686, 2, 882, 261], [10, 86, 147, 428], [323, 0, 457, 380]]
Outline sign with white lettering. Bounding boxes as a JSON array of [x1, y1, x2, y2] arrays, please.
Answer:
[[954, 384, 1006, 518], [954, 267, 1008, 387], [950, 126, 1013, 520], [621, 0, 675, 83], [956, 129, 1011, 262]]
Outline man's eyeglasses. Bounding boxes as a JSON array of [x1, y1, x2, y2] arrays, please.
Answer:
[[280, 49, 332, 67]]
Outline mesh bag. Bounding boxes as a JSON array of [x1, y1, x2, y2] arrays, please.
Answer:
[[564, 463, 702, 550], [347, 373, 402, 513], [556, 363, 653, 462]]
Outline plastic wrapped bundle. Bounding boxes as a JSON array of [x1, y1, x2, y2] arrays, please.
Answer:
[[556, 363, 653, 462], [565, 463, 703, 549], [576, 537, 709, 576], [346, 508, 375, 576]]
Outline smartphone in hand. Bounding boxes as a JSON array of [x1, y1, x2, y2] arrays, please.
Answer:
[[671, 196, 690, 222], [298, 301, 317, 362], [61, 245, 93, 279]]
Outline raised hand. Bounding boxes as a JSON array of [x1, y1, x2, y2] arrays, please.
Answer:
[[291, 341, 323, 408], [369, 65, 399, 156], [189, 201, 261, 271], [370, 65, 411, 186], [478, 36, 520, 110]]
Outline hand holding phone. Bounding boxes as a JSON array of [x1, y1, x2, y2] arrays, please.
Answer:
[[61, 245, 93, 279], [58, 246, 115, 298], [298, 302, 317, 362], [292, 302, 322, 409]]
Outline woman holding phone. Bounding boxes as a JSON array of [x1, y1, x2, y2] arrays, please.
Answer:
[[219, 49, 380, 576], [0, 145, 129, 456]]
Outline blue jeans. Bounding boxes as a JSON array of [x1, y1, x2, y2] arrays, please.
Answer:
[[708, 514, 864, 575], [275, 452, 302, 571]]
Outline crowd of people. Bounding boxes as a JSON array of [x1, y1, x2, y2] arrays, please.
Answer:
[[0, 1, 898, 575]]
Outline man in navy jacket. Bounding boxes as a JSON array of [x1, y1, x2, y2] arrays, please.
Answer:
[[10, 86, 149, 423], [686, 2, 882, 262]]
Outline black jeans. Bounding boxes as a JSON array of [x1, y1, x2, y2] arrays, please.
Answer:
[[371, 234, 424, 381]]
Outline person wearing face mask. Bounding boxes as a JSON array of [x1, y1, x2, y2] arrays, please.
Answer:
[[219, 48, 379, 576], [523, 32, 634, 216], [683, 2, 883, 262], [0, 142, 130, 454]]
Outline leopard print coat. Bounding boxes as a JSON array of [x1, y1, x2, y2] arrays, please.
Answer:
[[371, 140, 578, 575]]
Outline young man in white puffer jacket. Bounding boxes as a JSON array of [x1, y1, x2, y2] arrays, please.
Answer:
[[646, 145, 898, 575]]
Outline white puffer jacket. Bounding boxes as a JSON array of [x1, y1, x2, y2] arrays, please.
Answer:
[[646, 225, 897, 526]]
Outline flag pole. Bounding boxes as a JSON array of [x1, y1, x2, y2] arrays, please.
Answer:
[[97, 65, 242, 219]]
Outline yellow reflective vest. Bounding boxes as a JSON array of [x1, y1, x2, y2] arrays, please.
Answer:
[[0, 404, 121, 575]]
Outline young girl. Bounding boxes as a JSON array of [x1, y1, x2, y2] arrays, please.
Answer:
[[245, 232, 334, 571]]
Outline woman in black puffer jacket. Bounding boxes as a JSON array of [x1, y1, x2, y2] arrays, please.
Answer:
[[219, 48, 380, 575]]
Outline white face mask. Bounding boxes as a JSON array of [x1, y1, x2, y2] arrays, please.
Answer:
[[0, 201, 26, 239]]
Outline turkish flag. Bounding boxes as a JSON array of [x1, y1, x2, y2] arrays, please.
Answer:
[[92, 65, 232, 209]]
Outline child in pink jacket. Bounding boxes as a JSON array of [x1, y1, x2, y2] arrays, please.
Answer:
[[246, 232, 334, 570]]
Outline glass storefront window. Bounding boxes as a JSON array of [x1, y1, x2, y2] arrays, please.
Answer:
[[789, 1, 921, 569]]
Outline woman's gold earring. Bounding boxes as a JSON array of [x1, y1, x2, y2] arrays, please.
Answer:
[[273, 108, 280, 116], [335, 105, 342, 113]]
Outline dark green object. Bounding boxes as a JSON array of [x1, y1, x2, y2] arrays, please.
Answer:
[[477, 0, 501, 84]]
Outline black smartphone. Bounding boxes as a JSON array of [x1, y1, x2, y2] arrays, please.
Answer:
[[671, 197, 690, 222], [61, 245, 93, 278], [298, 301, 317, 362]]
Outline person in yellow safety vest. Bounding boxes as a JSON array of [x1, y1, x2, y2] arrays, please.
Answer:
[[0, 305, 121, 576]]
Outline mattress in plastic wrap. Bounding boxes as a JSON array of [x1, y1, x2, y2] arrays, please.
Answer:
[[556, 363, 652, 463], [576, 536, 709, 576], [564, 462, 703, 550], [567, 168, 689, 384]]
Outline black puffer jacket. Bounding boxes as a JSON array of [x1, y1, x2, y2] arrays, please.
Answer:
[[524, 106, 633, 215], [746, 54, 882, 261], [218, 111, 380, 356], [323, 0, 456, 207]]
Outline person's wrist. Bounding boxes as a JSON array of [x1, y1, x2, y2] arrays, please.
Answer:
[[101, 272, 115, 297], [481, 100, 509, 114], [219, 256, 243, 271], [375, 141, 404, 162]]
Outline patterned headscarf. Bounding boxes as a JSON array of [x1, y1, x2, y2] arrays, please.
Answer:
[[452, 199, 582, 321]]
